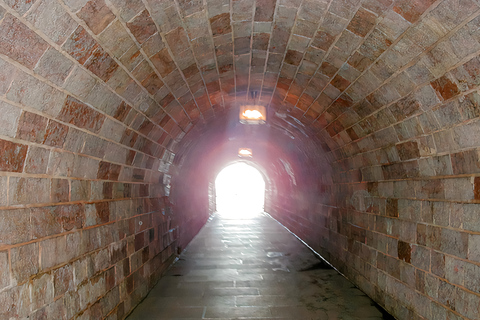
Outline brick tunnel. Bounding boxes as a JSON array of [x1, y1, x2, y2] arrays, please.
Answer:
[[0, 0, 479, 319]]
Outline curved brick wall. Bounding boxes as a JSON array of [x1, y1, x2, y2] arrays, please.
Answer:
[[0, 0, 479, 319]]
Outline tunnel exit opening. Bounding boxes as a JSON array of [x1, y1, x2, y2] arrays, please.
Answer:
[[215, 162, 265, 218]]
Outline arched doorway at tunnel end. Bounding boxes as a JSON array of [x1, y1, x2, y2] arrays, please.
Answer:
[[212, 161, 267, 219]]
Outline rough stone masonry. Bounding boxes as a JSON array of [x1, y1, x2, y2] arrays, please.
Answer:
[[0, 0, 479, 319]]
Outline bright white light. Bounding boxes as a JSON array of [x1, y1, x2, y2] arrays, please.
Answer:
[[238, 148, 253, 157], [242, 109, 263, 120], [215, 163, 265, 218]]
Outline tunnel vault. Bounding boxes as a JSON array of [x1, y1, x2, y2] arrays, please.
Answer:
[[0, 0, 479, 319]]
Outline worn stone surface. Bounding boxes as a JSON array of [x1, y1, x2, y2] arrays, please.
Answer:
[[0, 1, 479, 320], [128, 213, 388, 320]]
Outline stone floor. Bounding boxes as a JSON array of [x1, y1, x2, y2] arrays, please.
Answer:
[[127, 212, 393, 320]]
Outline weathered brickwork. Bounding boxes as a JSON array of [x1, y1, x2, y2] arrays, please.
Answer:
[[0, 0, 185, 318], [0, 0, 480, 319]]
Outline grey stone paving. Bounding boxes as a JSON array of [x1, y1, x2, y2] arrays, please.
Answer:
[[127, 213, 392, 320]]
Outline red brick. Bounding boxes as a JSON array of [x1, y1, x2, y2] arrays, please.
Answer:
[[113, 101, 132, 122], [43, 120, 68, 148], [0, 139, 28, 173], [331, 75, 351, 92], [16, 112, 48, 143], [141, 73, 164, 95], [386, 198, 398, 217], [312, 31, 335, 51], [62, 26, 99, 64], [475, 177, 480, 200], [55, 204, 85, 232], [284, 50, 303, 66], [126, 10, 156, 44], [210, 13, 231, 36], [95, 202, 110, 224], [396, 141, 420, 161], [84, 46, 119, 82], [319, 62, 338, 78], [398, 240, 411, 263], [165, 27, 190, 55], [51, 179, 69, 203], [0, 14, 49, 69], [394, 0, 436, 23], [97, 161, 121, 181], [77, 0, 115, 35], [430, 75, 460, 101], [57, 96, 106, 133], [347, 51, 373, 72], [347, 8, 377, 37], [151, 48, 176, 77]]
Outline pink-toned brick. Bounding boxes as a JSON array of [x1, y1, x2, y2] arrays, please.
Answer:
[[0, 14, 49, 69], [77, 0, 116, 35]]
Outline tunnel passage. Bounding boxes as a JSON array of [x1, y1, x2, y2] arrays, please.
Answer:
[[214, 162, 266, 217], [0, 0, 479, 319]]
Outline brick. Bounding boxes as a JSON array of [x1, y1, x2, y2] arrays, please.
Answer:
[[53, 264, 74, 297], [71, 180, 91, 201], [31, 207, 62, 239], [0, 101, 21, 138], [43, 120, 69, 148], [26, 0, 77, 45], [468, 234, 480, 262], [440, 228, 468, 259], [6, 71, 66, 117], [397, 240, 411, 263], [11, 243, 39, 284], [84, 46, 119, 82], [255, 0, 276, 22], [51, 179, 69, 203], [0, 251, 9, 290], [3, 0, 35, 15], [9, 177, 50, 205], [0, 139, 28, 173], [430, 75, 460, 101], [58, 96, 106, 133], [127, 10, 157, 44], [16, 111, 48, 143], [77, 0, 116, 35], [0, 209, 32, 245], [40, 236, 67, 269], [347, 7, 376, 37], [30, 273, 54, 310], [210, 13, 232, 36], [63, 26, 99, 64], [55, 204, 85, 231], [34, 48, 74, 86], [393, 0, 435, 23], [0, 14, 49, 69], [142, 73, 164, 95], [46, 150, 74, 177]]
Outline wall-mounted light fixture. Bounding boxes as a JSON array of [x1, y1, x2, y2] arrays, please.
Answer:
[[238, 148, 253, 158], [239, 105, 266, 124]]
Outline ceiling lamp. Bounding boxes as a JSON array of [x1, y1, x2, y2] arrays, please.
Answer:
[[239, 105, 266, 124], [238, 148, 253, 158]]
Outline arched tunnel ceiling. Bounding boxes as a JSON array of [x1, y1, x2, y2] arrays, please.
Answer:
[[1, 0, 479, 162]]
